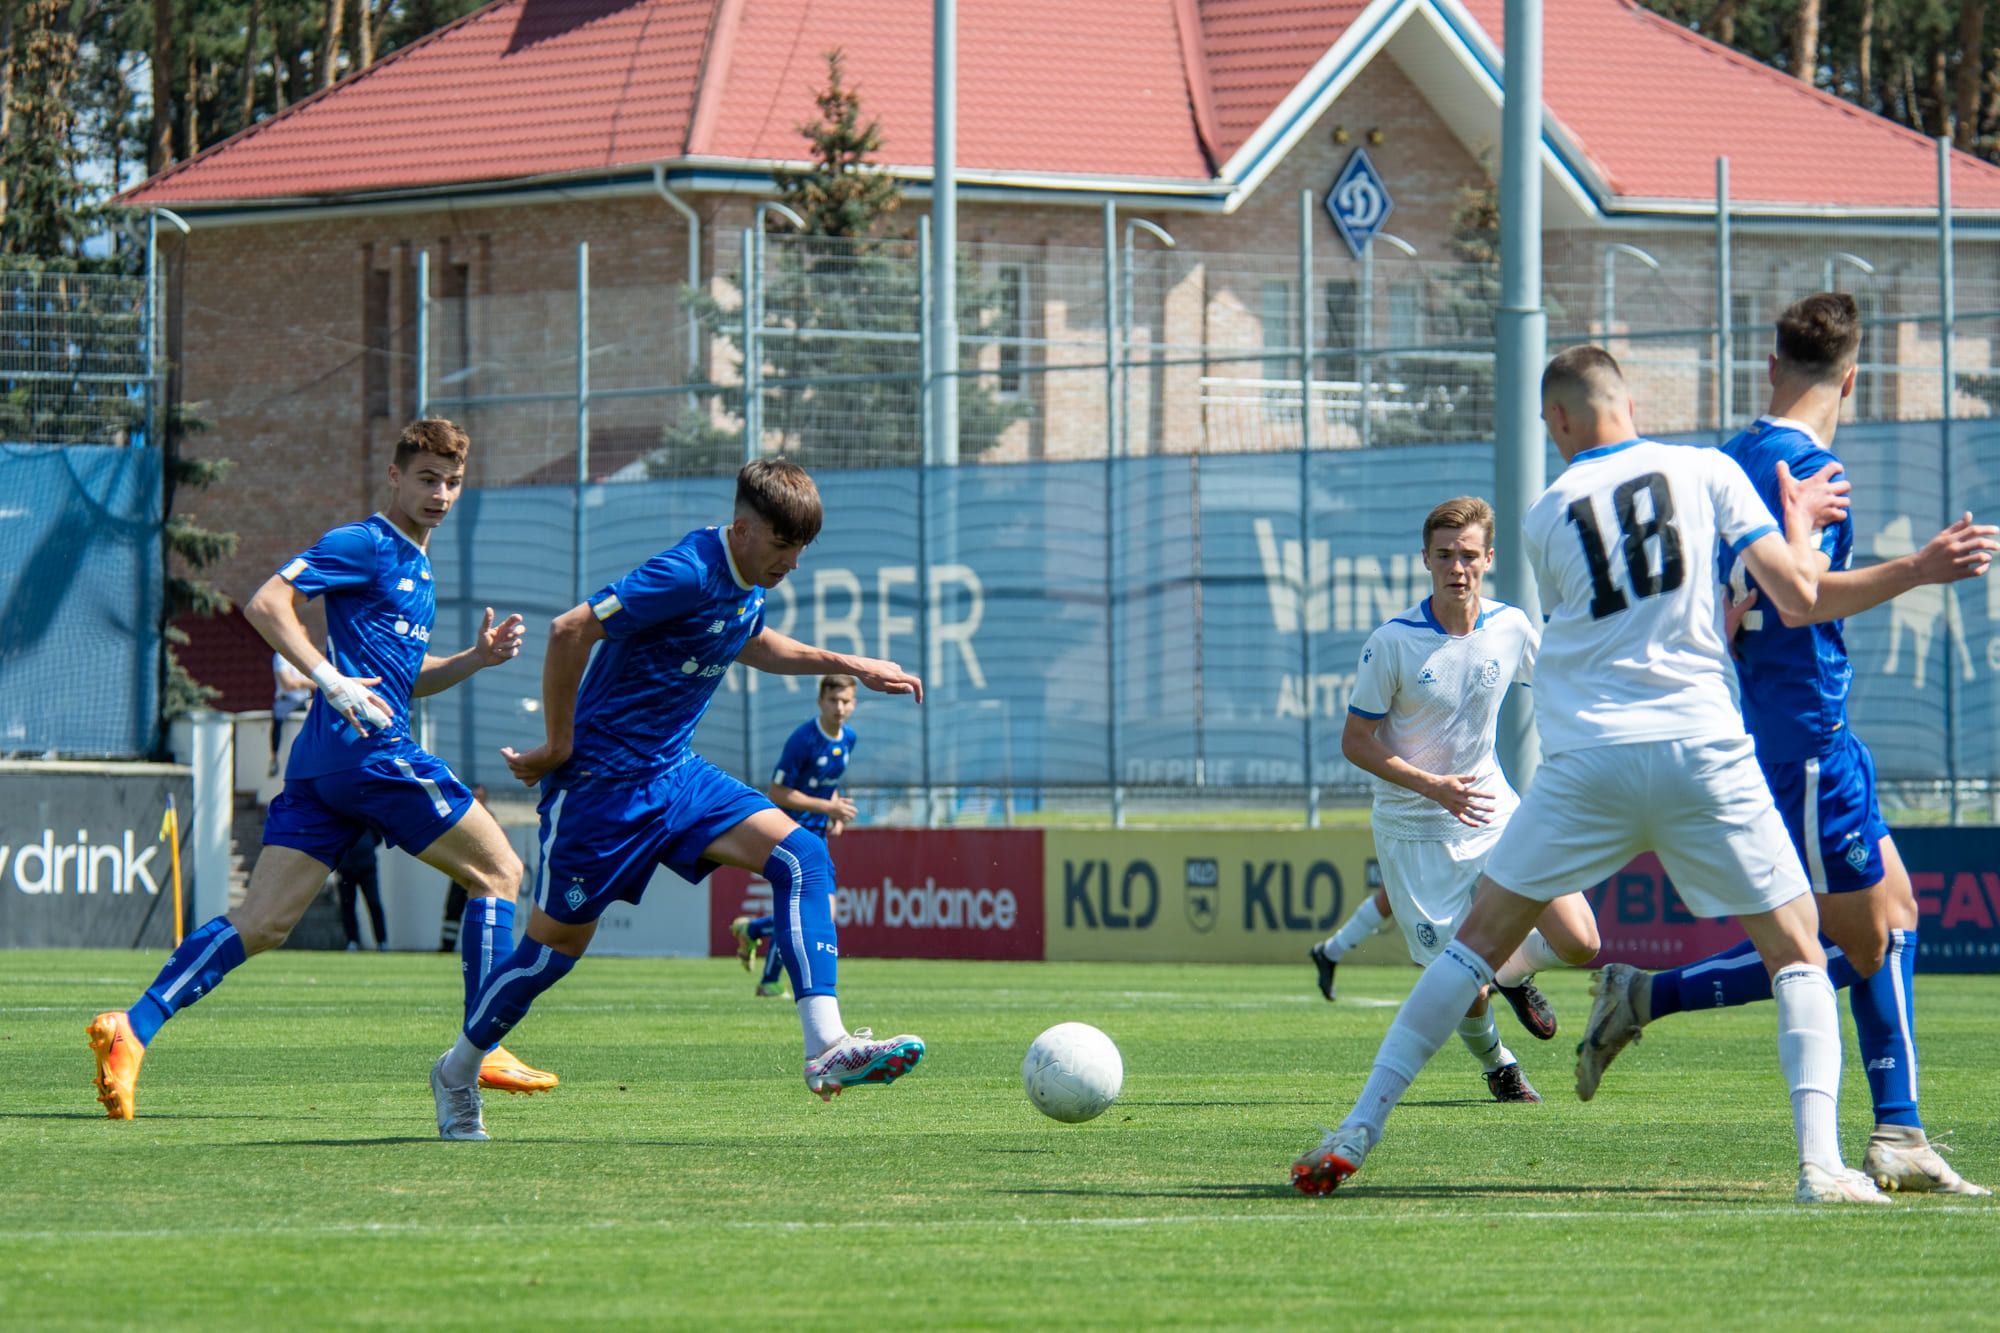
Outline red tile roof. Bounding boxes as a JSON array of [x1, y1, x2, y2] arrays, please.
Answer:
[[121, 0, 2000, 212], [1457, 0, 2000, 209]]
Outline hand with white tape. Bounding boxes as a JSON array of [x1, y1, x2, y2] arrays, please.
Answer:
[[310, 660, 393, 736]]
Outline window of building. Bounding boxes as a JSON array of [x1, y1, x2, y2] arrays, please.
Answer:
[[1388, 280, 1426, 348], [363, 264, 390, 419], [995, 263, 1028, 397]]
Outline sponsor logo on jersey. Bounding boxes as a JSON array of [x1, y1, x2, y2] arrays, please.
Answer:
[[681, 659, 700, 675], [816, 756, 828, 766], [1362, 648, 1373, 664], [397, 578, 416, 592], [1866, 1057, 1897, 1072], [1418, 667, 1437, 685], [707, 620, 726, 634]]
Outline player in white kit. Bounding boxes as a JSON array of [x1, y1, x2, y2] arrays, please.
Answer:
[[1292, 347, 1886, 1205], [1339, 495, 1600, 1102]]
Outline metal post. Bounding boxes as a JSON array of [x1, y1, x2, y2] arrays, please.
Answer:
[[1359, 240, 1373, 449], [1494, 0, 1548, 790], [574, 242, 590, 604], [144, 211, 158, 450], [1939, 136, 1960, 822], [1121, 219, 1176, 459], [741, 226, 758, 463], [1298, 190, 1320, 826], [1716, 157, 1733, 439], [415, 249, 431, 419], [1102, 201, 1124, 825], [932, 0, 960, 467], [916, 216, 938, 824]]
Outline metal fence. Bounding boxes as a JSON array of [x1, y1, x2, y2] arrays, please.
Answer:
[[0, 268, 157, 448], [411, 194, 2000, 823]]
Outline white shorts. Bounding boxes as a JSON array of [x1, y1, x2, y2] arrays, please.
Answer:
[[1483, 736, 1808, 918], [1374, 821, 1505, 965]]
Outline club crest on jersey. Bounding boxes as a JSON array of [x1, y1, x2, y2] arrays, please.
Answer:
[[1843, 837, 1871, 871], [1479, 658, 1502, 689], [1415, 921, 1438, 948], [565, 884, 587, 910]]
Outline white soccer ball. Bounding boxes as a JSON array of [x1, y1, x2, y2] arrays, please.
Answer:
[[1022, 1022, 1123, 1123]]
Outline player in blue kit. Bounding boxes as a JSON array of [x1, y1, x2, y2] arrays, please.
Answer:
[[87, 419, 558, 1119], [733, 674, 860, 997], [433, 459, 925, 1140], [1575, 295, 1995, 1194]]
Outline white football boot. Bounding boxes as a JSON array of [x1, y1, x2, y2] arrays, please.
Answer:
[[802, 1029, 925, 1102], [1795, 1161, 1892, 1205], [1863, 1125, 1992, 1196], [431, 1052, 490, 1141], [1574, 963, 1647, 1101], [1291, 1125, 1371, 1195]]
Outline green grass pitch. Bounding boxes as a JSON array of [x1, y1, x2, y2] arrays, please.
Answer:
[[3, 951, 1995, 1328]]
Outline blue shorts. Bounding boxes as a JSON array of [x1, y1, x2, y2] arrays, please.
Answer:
[[1759, 730, 1890, 894], [263, 744, 473, 867], [534, 755, 774, 924]]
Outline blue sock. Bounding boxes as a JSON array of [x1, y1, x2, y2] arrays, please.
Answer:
[[463, 941, 576, 1050], [747, 914, 776, 942], [125, 916, 247, 1046], [460, 896, 516, 1047], [1649, 933, 1871, 1022], [1849, 928, 1922, 1128], [760, 934, 787, 986], [764, 829, 838, 999]]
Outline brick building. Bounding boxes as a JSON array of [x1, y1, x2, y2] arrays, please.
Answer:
[[124, 0, 2000, 604]]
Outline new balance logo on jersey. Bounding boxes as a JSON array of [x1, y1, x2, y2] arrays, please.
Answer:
[[397, 578, 416, 592], [706, 620, 726, 634], [1866, 1057, 1897, 1073]]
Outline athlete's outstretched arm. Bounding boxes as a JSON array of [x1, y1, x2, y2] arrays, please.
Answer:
[[415, 606, 526, 697], [736, 628, 923, 704], [500, 602, 604, 785], [1339, 712, 1494, 827], [1773, 513, 1997, 627], [245, 574, 392, 735]]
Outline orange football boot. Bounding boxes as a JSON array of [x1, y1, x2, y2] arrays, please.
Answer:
[[478, 1045, 559, 1095], [86, 1012, 145, 1120]]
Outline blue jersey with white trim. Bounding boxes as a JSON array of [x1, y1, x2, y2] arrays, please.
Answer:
[[771, 718, 856, 836], [561, 527, 767, 781], [278, 514, 435, 779], [1720, 418, 1853, 763]]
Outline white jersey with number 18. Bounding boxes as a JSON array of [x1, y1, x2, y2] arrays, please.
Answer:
[[1521, 438, 1778, 758]]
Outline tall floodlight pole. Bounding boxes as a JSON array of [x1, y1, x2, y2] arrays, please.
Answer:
[[932, 0, 959, 466], [1493, 0, 1547, 788]]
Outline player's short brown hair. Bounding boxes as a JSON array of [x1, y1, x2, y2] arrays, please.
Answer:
[[736, 458, 823, 545], [393, 418, 471, 469], [1541, 345, 1626, 405], [1773, 293, 1861, 384], [819, 674, 856, 698], [1422, 496, 1496, 551]]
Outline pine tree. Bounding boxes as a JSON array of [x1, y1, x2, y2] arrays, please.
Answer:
[[0, 0, 88, 256], [161, 402, 238, 716]]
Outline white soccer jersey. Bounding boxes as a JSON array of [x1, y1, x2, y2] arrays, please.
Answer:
[[1522, 438, 1778, 758], [1348, 597, 1538, 841]]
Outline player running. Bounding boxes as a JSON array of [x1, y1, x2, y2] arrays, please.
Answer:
[[1574, 294, 1994, 1195], [1333, 495, 1600, 1103], [1291, 347, 1883, 1204], [88, 419, 557, 1120], [434, 459, 924, 1140], [733, 674, 860, 998]]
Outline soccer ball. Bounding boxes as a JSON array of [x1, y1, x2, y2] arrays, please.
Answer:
[[1022, 1022, 1123, 1123]]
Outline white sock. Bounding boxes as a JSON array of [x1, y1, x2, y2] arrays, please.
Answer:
[[1457, 1010, 1513, 1074], [1495, 929, 1564, 987], [1321, 896, 1388, 961], [798, 994, 846, 1059], [1340, 943, 1494, 1150], [1773, 963, 1843, 1171], [441, 1032, 484, 1087]]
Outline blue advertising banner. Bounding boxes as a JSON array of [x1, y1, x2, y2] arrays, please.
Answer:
[[429, 423, 2000, 796]]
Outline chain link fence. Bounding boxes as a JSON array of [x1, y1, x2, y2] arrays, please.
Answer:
[[0, 268, 155, 448], [417, 208, 2000, 823]]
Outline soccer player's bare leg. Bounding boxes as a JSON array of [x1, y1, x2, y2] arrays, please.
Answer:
[[415, 802, 558, 1094], [701, 807, 923, 1100], [87, 844, 332, 1118]]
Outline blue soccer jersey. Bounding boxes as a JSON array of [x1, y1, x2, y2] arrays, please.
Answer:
[[561, 527, 768, 781], [771, 718, 856, 836], [1721, 417, 1855, 763], [278, 514, 436, 779]]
